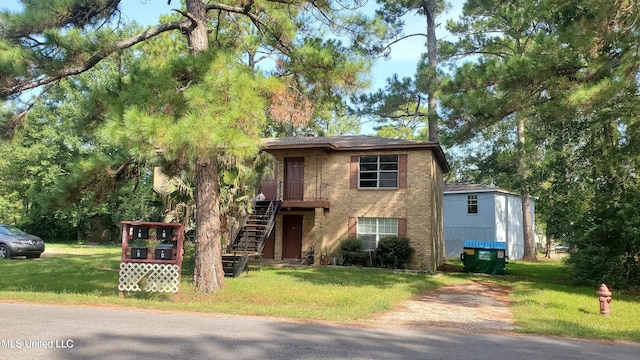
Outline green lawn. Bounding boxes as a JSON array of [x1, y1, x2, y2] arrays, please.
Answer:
[[0, 244, 464, 317], [504, 260, 640, 341], [0, 244, 638, 342]]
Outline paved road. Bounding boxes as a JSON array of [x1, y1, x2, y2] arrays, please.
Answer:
[[1, 303, 638, 360]]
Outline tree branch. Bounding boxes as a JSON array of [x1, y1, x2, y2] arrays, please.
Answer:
[[1, 20, 191, 99], [205, 2, 290, 52], [205, 2, 259, 17], [384, 33, 427, 50], [106, 158, 134, 177], [370, 110, 428, 120]]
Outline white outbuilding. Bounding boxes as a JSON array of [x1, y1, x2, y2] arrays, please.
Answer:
[[443, 183, 535, 260]]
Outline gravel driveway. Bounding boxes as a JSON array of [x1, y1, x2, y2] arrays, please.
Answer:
[[361, 280, 516, 332]]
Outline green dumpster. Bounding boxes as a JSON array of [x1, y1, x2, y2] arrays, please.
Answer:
[[460, 240, 508, 275]]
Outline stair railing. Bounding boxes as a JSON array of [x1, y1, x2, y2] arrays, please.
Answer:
[[227, 213, 249, 254], [224, 199, 281, 277], [256, 200, 281, 253]]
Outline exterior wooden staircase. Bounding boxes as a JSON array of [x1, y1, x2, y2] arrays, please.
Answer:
[[222, 200, 281, 277]]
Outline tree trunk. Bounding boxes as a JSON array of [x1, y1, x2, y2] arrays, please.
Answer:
[[422, 0, 445, 261], [518, 116, 537, 261], [186, 0, 225, 291], [185, 0, 208, 54], [194, 157, 226, 292], [423, 0, 438, 142], [521, 191, 536, 260]]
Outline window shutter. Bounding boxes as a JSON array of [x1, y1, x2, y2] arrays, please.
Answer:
[[350, 156, 359, 189], [399, 154, 407, 189], [348, 216, 357, 237], [398, 218, 407, 238]]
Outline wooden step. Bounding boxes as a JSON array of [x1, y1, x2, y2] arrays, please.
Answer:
[[234, 242, 260, 248], [227, 200, 279, 265], [247, 220, 266, 224]]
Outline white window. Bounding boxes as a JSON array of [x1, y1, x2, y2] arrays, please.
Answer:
[[357, 217, 398, 250], [359, 155, 398, 188], [467, 195, 478, 214]]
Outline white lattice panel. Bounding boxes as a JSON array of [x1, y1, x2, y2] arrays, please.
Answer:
[[118, 262, 180, 293]]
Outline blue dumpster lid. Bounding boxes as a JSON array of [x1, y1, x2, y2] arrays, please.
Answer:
[[463, 240, 506, 250]]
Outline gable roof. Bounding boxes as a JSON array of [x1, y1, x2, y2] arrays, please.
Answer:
[[444, 182, 518, 196], [262, 135, 450, 172]]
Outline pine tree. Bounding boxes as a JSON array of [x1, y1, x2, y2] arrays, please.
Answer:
[[440, 0, 640, 268], [353, 0, 447, 141], [1, 0, 383, 292], [440, 0, 566, 260]]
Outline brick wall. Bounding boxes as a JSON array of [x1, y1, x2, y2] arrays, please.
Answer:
[[269, 148, 445, 271]]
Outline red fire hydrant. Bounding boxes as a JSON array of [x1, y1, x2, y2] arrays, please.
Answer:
[[597, 283, 612, 316]]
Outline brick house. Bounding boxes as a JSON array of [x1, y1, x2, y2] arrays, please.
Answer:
[[257, 136, 450, 271]]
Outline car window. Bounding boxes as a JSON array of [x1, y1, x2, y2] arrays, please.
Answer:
[[0, 225, 27, 235]]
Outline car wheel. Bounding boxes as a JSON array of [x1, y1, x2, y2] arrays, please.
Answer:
[[0, 244, 10, 259]]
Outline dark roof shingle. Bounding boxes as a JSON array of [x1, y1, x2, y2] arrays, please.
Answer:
[[262, 136, 450, 172], [444, 182, 517, 195]]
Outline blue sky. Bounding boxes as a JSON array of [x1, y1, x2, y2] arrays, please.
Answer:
[[3, 0, 463, 133]]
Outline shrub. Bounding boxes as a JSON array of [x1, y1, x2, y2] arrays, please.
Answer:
[[181, 241, 196, 275], [374, 237, 414, 269], [566, 245, 640, 289], [339, 238, 368, 266]]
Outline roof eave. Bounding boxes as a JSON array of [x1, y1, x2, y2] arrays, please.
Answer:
[[444, 189, 521, 196], [262, 142, 450, 173], [261, 136, 450, 173]]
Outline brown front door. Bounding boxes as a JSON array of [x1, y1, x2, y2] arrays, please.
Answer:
[[261, 228, 275, 259], [284, 157, 304, 201], [259, 162, 278, 201], [282, 215, 303, 259]]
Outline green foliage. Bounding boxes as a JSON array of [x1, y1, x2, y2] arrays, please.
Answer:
[[441, 0, 640, 269], [0, 61, 164, 241], [566, 245, 639, 290], [565, 176, 640, 289], [101, 50, 274, 166], [181, 240, 196, 275], [339, 237, 368, 266], [269, 37, 372, 137], [352, 75, 428, 139], [350, 0, 449, 140], [0, 0, 125, 98], [374, 237, 414, 269], [339, 237, 416, 269], [1, 0, 446, 292], [128, 239, 148, 248], [17, 209, 77, 242]]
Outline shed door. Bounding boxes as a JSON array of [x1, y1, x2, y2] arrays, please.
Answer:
[[282, 215, 303, 259]]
